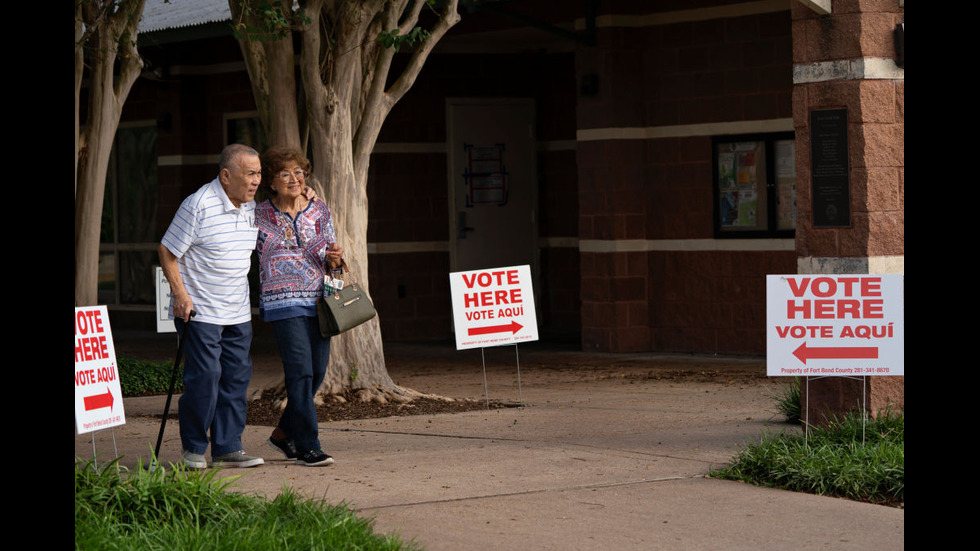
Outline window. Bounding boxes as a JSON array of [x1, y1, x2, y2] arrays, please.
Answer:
[[712, 132, 795, 238], [224, 112, 268, 153], [99, 123, 159, 306]]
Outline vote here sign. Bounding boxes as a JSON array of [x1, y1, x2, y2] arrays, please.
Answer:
[[449, 265, 539, 350], [75, 306, 126, 434], [767, 275, 904, 377]]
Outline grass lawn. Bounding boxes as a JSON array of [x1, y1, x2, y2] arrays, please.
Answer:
[[75, 458, 420, 550]]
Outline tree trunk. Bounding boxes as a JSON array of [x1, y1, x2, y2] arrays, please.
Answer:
[[301, 0, 403, 403], [74, 0, 146, 307], [75, 2, 84, 197], [234, 0, 459, 403], [231, 0, 302, 149]]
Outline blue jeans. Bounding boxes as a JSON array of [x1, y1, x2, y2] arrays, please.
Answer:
[[177, 320, 253, 457], [271, 316, 331, 452]]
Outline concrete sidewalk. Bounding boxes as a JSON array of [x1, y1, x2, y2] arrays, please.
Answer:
[[76, 338, 903, 550]]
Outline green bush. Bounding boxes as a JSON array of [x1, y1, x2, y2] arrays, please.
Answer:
[[712, 411, 904, 506], [75, 457, 419, 551], [771, 377, 801, 424], [117, 357, 182, 397]]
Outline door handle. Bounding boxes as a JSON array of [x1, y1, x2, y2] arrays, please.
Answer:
[[457, 211, 475, 239]]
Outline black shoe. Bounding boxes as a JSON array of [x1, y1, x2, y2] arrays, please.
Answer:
[[296, 449, 335, 467], [268, 437, 298, 460]]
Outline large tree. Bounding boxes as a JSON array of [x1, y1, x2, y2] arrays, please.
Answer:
[[75, 0, 148, 306], [231, 0, 460, 403]]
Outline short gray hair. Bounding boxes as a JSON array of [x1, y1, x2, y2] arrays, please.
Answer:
[[219, 144, 260, 171]]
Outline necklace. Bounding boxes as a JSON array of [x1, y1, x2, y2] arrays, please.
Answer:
[[272, 200, 303, 249]]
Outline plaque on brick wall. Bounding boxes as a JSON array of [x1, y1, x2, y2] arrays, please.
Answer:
[[809, 108, 850, 228]]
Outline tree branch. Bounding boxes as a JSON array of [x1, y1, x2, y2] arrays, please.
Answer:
[[396, 0, 425, 37], [76, 0, 109, 55], [353, 11, 385, 132], [350, 0, 459, 170], [350, 1, 404, 165], [110, 0, 147, 105], [385, 0, 459, 106]]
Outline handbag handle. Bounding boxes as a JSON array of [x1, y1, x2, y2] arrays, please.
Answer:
[[333, 258, 360, 292]]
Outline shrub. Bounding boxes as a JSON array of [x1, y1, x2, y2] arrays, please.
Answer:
[[771, 377, 801, 424], [117, 357, 182, 397], [75, 458, 418, 550], [712, 411, 904, 506]]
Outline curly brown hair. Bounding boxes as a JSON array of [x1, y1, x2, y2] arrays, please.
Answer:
[[260, 146, 312, 195]]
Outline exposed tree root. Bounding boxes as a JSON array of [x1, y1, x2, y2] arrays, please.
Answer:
[[263, 384, 454, 411], [343, 385, 454, 405]]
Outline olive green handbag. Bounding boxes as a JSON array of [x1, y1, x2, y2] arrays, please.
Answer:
[[316, 260, 377, 337]]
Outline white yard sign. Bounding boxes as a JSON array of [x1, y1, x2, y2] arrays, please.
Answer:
[[767, 274, 904, 377], [75, 306, 126, 433], [450, 265, 539, 350], [156, 266, 176, 333]]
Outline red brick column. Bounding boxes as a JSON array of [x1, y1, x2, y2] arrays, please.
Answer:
[[791, 1, 904, 424]]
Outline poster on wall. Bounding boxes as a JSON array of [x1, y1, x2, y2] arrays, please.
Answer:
[[717, 142, 763, 228], [775, 139, 797, 231], [736, 189, 758, 226]]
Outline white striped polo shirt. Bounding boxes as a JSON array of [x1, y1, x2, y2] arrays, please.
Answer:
[[161, 178, 258, 325]]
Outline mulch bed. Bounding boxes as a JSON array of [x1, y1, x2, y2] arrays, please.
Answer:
[[245, 389, 515, 426]]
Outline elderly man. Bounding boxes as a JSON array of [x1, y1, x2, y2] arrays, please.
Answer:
[[158, 144, 265, 469]]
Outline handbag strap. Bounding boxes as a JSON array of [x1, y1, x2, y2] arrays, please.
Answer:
[[336, 258, 359, 289]]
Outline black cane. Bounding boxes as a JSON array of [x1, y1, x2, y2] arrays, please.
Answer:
[[153, 310, 196, 465]]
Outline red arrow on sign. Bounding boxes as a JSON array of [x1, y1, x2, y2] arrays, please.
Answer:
[[793, 342, 878, 364], [468, 321, 523, 336], [84, 388, 115, 412]]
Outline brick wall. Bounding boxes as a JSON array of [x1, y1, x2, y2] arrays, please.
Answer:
[[367, 51, 580, 342], [576, 5, 796, 354]]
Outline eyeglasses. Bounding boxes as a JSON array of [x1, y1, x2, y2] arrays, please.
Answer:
[[277, 169, 308, 181]]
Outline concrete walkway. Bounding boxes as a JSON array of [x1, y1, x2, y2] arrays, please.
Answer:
[[76, 337, 903, 550]]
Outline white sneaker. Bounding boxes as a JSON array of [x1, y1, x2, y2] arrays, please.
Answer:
[[182, 450, 208, 469]]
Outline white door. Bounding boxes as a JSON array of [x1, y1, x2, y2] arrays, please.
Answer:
[[447, 99, 537, 274]]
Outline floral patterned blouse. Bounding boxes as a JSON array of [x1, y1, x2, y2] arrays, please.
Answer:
[[255, 199, 337, 322]]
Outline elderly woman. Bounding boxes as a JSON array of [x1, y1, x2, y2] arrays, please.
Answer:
[[255, 146, 343, 467]]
